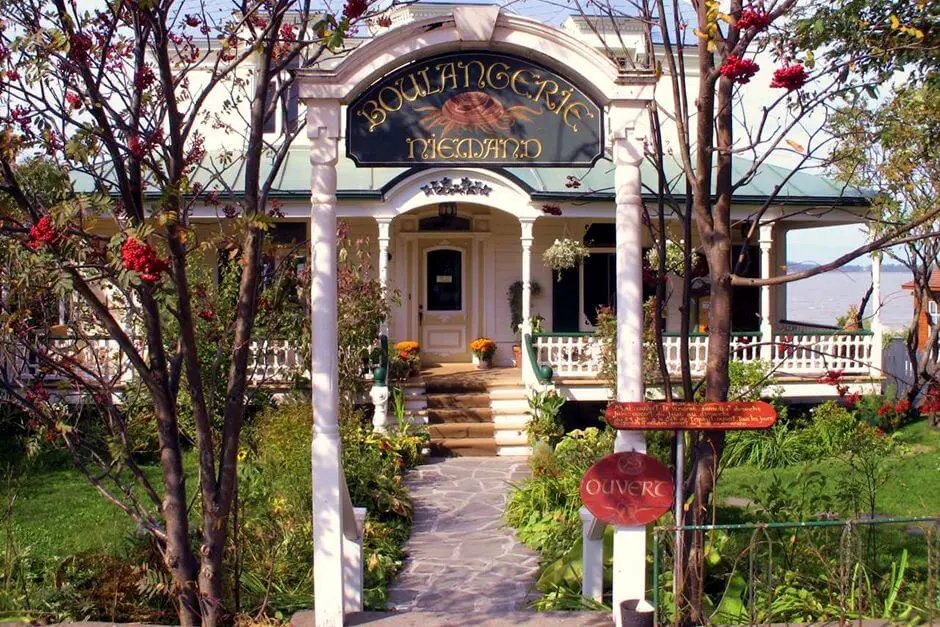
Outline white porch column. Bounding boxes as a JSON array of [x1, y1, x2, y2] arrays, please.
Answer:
[[611, 101, 648, 624], [871, 252, 884, 378], [376, 217, 392, 337], [376, 218, 392, 294], [759, 224, 774, 362], [307, 101, 346, 627], [520, 218, 535, 377]]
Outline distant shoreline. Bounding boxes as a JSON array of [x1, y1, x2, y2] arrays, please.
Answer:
[[786, 262, 910, 274]]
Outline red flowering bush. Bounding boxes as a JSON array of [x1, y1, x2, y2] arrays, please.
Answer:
[[121, 237, 170, 283], [720, 55, 760, 84], [771, 64, 809, 90], [343, 0, 368, 20], [27, 216, 58, 250], [736, 8, 772, 31]]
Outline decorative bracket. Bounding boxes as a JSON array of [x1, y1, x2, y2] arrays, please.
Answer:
[[421, 177, 493, 197]]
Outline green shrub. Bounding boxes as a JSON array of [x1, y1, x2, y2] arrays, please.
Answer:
[[506, 427, 614, 562], [252, 401, 425, 610], [526, 389, 566, 447]]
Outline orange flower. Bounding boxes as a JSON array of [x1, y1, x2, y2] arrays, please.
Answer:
[[395, 341, 419, 357], [470, 337, 496, 357]]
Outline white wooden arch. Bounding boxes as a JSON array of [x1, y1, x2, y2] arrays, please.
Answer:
[[298, 7, 653, 105], [299, 8, 655, 627], [378, 167, 540, 220]]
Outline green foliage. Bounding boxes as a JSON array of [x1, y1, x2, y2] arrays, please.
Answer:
[[792, 0, 936, 82], [252, 402, 426, 610], [506, 427, 613, 563], [507, 280, 542, 334], [526, 389, 566, 447], [593, 307, 617, 396]]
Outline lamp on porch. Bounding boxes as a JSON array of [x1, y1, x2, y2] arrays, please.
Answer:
[[438, 201, 457, 218]]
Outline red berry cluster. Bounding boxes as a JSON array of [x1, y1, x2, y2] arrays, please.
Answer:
[[121, 237, 170, 283], [27, 216, 58, 250], [720, 55, 760, 84], [565, 175, 581, 189], [68, 32, 92, 65], [736, 8, 771, 31], [343, 0, 368, 20], [770, 64, 809, 90], [541, 204, 562, 216]]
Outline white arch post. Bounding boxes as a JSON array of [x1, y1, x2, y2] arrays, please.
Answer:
[[307, 100, 346, 627], [611, 101, 649, 623]]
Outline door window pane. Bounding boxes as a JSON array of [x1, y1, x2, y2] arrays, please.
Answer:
[[427, 249, 462, 311]]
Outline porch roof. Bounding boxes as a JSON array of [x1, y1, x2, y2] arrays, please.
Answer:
[[76, 149, 873, 207]]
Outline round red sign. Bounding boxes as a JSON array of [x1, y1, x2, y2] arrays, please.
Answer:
[[580, 452, 674, 526]]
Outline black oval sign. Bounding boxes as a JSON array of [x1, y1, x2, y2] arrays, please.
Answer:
[[346, 51, 604, 167]]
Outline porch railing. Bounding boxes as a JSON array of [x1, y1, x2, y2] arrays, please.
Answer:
[[527, 329, 878, 382]]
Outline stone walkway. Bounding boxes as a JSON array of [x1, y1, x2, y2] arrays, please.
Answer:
[[387, 457, 541, 614]]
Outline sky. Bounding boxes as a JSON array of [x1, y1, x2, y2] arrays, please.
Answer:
[[787, 224, 870, 265]]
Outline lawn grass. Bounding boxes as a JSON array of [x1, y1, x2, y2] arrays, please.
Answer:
[[2, 453, 196, 561], [719, 418, 940, 517]]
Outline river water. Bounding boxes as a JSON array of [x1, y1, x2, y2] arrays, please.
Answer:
[[786, 271, 912, 331]]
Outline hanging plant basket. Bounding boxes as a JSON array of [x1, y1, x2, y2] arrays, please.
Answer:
[[542, 238, 589, 278]]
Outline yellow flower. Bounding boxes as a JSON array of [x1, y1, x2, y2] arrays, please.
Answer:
[[237, 448, 248, 462]]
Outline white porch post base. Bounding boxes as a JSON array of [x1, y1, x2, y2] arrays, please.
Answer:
[[307, 101, 347, 627], [759, 224, 774, 362], [343, 507, 367, 614], [580, 506, 606, 603], [611, 103, 648, 625]]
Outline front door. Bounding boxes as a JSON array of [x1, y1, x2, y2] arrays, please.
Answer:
[[420, 244, 471, 362]]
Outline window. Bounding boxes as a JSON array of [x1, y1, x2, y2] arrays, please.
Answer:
[[419, 215, 471, 231], [263, 57, 300, 135], [929, 300, 938, 324], [426, 249, 462, 311]]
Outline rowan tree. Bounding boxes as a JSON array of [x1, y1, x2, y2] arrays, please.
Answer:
[[556, 0, 940, 618], [0, 0, 398, 623]]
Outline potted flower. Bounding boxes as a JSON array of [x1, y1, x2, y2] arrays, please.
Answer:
[[391, 341, 421, 378], [542, 237, 589, 279], [470, 337, 497, 369]]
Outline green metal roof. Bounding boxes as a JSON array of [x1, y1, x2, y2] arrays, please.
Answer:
[[78, 149, 872, 206]]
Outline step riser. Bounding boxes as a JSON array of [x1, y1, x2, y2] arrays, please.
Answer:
[[428, 408, 494, 423], [394, 381, 530, 457], [429, 424, 496, 439]]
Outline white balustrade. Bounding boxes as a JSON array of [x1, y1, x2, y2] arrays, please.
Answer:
[[772, 332, 874, 376], [532, 334, 603, 379], [531, 332, 873, 380], [247, 339, 304, 382]]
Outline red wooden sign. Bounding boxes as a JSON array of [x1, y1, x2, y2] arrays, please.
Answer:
[[605, 401, 777, 431], [580, 452, 674, 526]]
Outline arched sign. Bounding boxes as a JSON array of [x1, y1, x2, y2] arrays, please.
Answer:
[[580, 452, 674, 527], [346, 51, 603, 166]]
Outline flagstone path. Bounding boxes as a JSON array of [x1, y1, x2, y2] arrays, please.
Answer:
[[386, 457, 542, 614]]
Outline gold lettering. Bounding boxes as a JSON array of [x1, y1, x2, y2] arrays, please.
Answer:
[[533, 78, 560, 111], [436, 62, 457, 91], [510, 69, 534, 98], [395, 74, 426, 102], [506, 138, 521, 159], [377, 86, 403, 112], [553, 89, 574, 115], [406, 138, 417, 160], [437, 137, 454, 159], [358, 100, 386, 132], [562, 102, 594, 133], [458, 59, 487, 88], [418, 67, 440, 95], [486, 62, 510, 90], [524, 139, 542, 159]]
